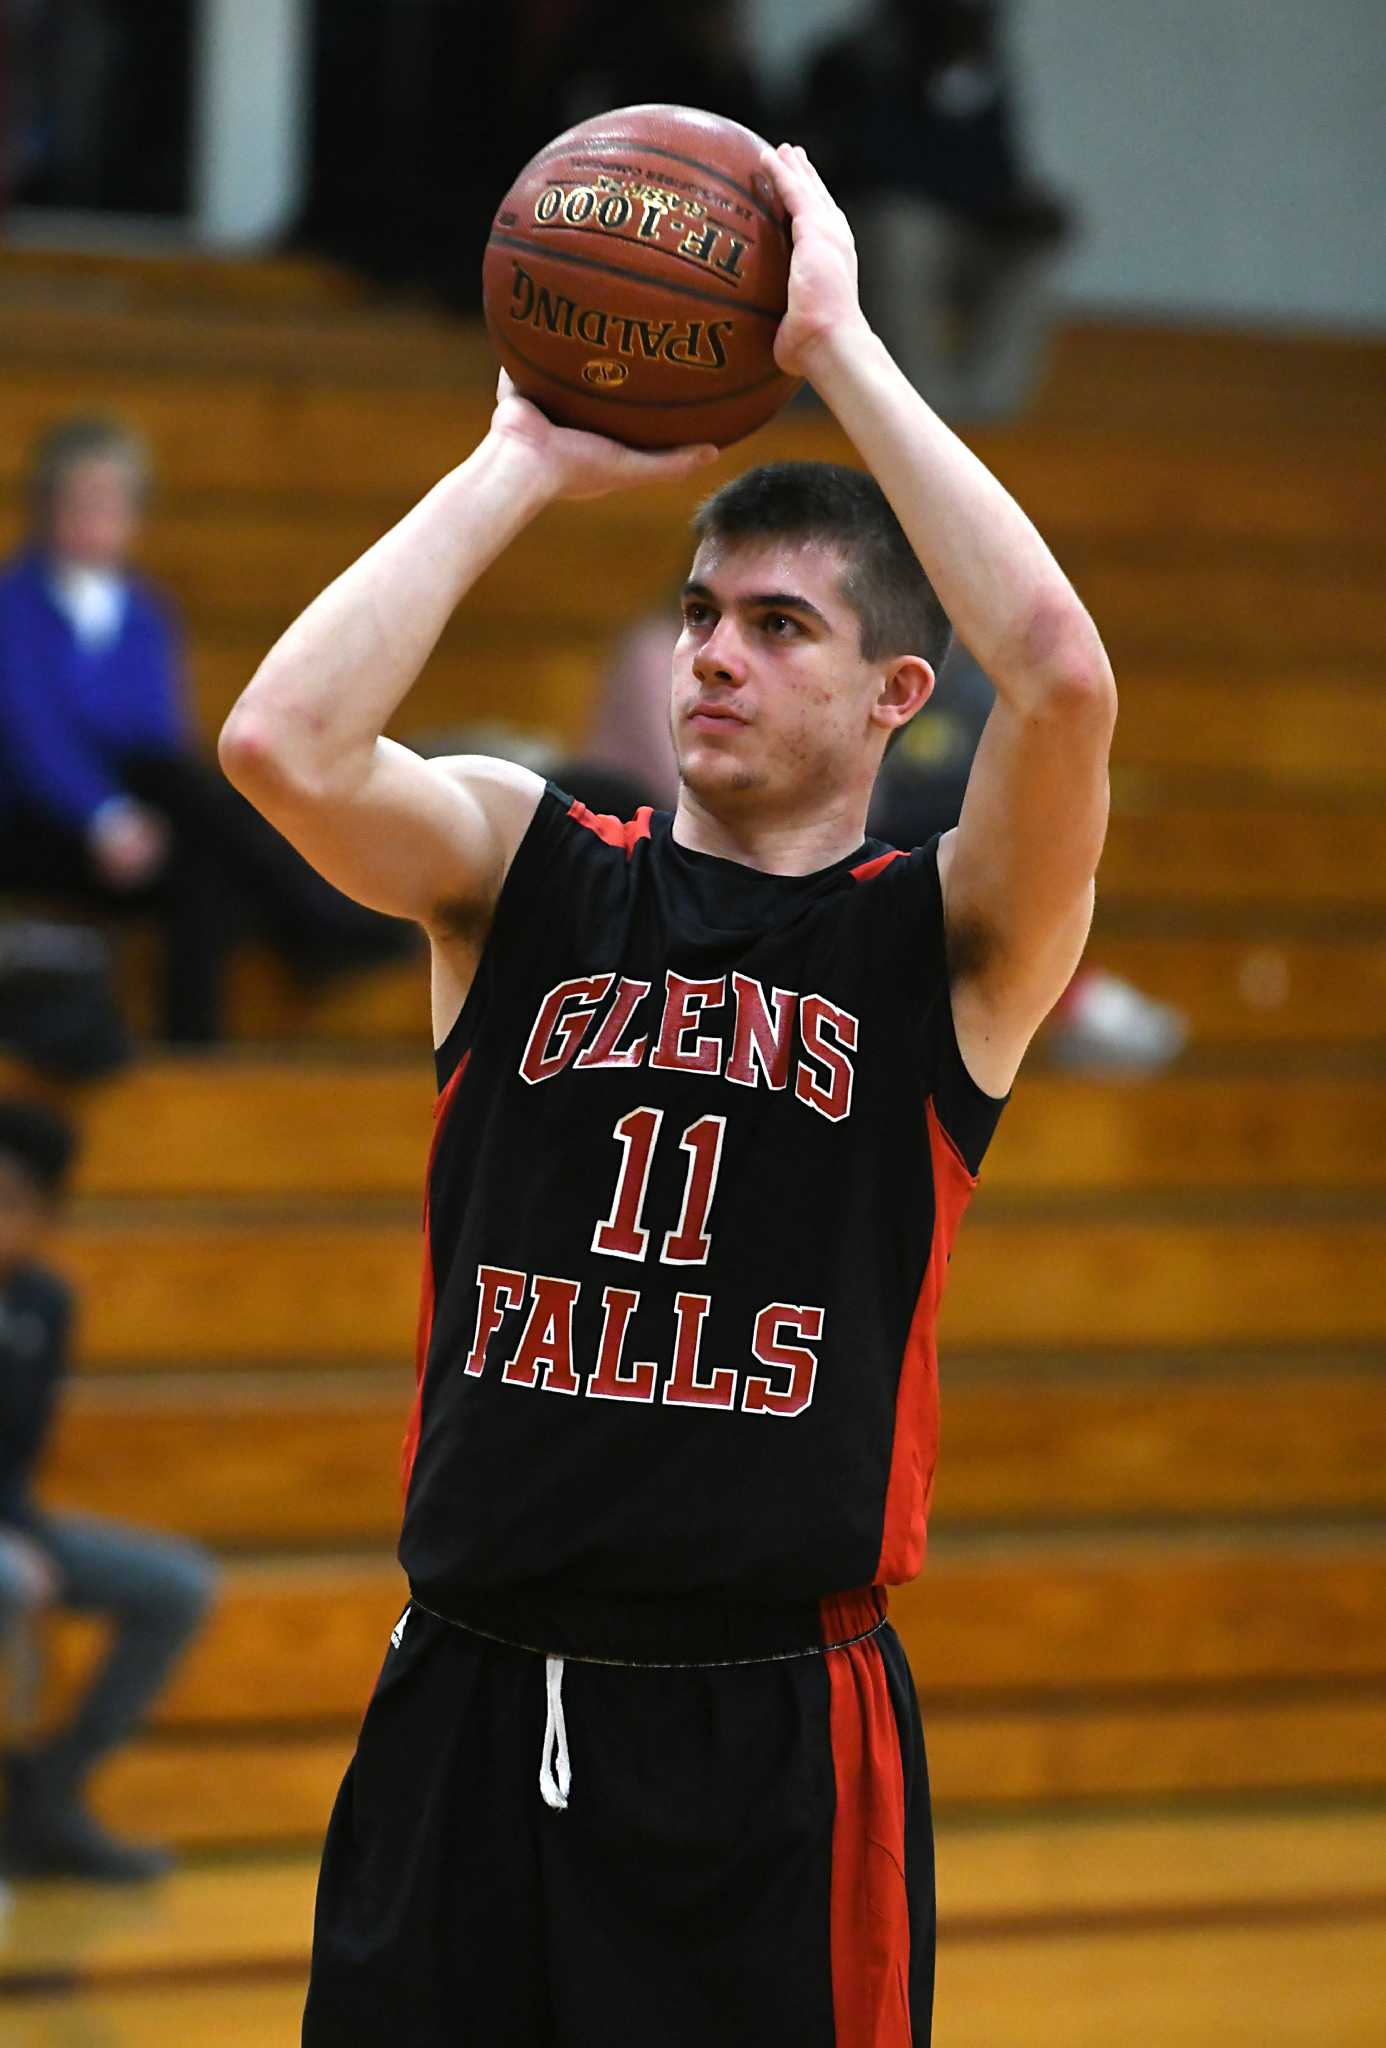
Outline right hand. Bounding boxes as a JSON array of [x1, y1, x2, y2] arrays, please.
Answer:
[[88, 797, 170, 890], [488, 371, 719, 502], [0, 1529, 59, 1607]]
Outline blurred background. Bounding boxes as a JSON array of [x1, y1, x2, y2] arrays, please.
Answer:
[[0, 1, 1383, 2042]]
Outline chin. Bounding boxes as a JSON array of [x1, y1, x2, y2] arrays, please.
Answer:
[[679, 755, 764, 804]]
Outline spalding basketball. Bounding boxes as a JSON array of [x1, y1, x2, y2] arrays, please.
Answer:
[[483, 104, 798, 450]]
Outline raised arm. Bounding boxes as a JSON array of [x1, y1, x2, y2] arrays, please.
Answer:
[[762, 145, 1116, 1099], [218, 382, 716, 934]]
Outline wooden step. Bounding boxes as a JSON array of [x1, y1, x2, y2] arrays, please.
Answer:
[[0, 1981, 309, 2046], [0, 1847, 316, 1978], [5, 485, 1377, 660], [927, 1691, 1386, 1810], [43, 1541, 1386, 1735], [1086, 933, 1386, 1048], [43, 1362, 1386, 1547], [1100, 801, 1386, 909], [2, 360, 1379, 549], [1114, 671, 1386, 795], [47, 1376, 408, 1546], [0, 241, 366, 312], [57, 1211, 1386, 1366], [59, 1221, 423, 1365], [3, 293, 1381, 430], [989, 1074, 1386, 1193], [64, 1064, 1386, 1201], [207, 932, 1386, 1049], [72, 1060, 435, 1199], [937, 1921, 1386, 2048]]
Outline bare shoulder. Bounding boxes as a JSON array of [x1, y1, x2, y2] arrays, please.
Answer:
[[425, 754, 547, 923], [426, 755, 546, 1044], [431, 750, 547, 829]]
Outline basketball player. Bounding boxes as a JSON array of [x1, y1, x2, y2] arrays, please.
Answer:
[[221, 144, 1114, 2047]]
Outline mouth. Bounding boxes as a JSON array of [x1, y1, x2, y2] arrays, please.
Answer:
[[686, 702, 748, 730]]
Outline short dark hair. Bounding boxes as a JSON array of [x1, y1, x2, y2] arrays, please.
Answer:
[[692, 461, 952, 672], [28, 415, 151, 526], [0, 1099, 79, 1199]]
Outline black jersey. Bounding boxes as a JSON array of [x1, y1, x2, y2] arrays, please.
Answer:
[[400, 785, 1004, 1627]]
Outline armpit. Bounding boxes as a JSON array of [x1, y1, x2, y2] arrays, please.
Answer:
[[944, 910, 1001, 986]]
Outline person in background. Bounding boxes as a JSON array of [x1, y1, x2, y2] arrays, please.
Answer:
[[803, 0, 1075, 423], [0, 1098, 215, 1881], [0, 416, 414, 1042]]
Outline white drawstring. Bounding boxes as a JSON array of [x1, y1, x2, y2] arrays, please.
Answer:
[[539, 1654, 572, 1811]]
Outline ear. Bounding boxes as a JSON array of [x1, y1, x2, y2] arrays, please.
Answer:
[[871, 656, 935, 738]]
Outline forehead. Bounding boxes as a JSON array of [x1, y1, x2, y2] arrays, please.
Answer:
[[686, 537, 852, 623], [56, 455, 140, 501]]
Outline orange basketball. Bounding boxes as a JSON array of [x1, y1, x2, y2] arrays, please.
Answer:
[[483, 103, 798, 450]]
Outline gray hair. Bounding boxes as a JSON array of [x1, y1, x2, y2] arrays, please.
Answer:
[[28, 415, 153, 525]]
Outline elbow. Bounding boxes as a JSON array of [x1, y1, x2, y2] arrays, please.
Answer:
[[218, 703, 304, 803], [1045, 651, 1117, 736], [1018, 600, 1116, 731]]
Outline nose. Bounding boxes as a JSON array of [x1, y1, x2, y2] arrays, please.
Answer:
[[691, 616, 746, 688]]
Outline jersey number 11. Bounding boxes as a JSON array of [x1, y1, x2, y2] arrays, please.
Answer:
[[592, 1108, 726, 1266]]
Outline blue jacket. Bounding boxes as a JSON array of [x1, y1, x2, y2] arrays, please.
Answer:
[[0, 550, 187, 834]]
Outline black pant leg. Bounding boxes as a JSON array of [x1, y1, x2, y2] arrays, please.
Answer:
[[0, 805, 235, 1043], [123, 751, 414, 975]]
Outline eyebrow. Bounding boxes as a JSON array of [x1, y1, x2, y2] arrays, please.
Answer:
[[680, 580, 831, 629]]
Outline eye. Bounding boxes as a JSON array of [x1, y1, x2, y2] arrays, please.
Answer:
[[681, 601, 711, 628], [762, 612, 800, 637]]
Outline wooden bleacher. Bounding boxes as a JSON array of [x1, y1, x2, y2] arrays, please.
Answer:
[[1, 245, 1384, 2042]]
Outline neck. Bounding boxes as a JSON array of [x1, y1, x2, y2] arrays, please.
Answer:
[[671, 782, 871, 875]]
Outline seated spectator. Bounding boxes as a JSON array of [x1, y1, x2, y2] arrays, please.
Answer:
[[0, 417, 413, 1042], [803, 0, 1075, 422], [0, 1099, 216, 1881]]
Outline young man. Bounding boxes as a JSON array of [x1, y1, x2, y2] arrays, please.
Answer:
[[221, 145, 1114, 2046], [0, 1099, 216, 1881]]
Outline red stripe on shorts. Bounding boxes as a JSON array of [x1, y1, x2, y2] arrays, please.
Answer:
[[827, 1632, 913, 2046]]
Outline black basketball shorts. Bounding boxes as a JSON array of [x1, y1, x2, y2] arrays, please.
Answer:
[[302, 1597, 934, 2046]]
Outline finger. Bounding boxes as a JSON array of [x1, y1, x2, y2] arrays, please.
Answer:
[[759, 143, 805, 209], [795, 145, 831, 197], [624, 443, 721, 484], [495, 368, 517, 402]]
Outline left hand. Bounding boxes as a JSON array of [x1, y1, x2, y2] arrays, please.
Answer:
[[759, 143, 868, 380]]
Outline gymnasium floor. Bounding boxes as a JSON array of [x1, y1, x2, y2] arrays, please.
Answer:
[[4, 1806, 1385, 2044]]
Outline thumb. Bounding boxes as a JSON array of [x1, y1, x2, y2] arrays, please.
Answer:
[[620, 442, 721, 485]]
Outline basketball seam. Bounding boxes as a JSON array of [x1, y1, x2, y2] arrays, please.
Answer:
[[488, 232, 784, 322], [490, 322, 793, 412]]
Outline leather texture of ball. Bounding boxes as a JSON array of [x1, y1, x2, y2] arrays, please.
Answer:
[[483, 103, 798, 450]]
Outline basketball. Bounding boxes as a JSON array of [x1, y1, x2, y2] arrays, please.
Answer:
[[482, 103, 798, 450]]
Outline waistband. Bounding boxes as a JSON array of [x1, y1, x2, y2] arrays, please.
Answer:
[[408, 1581, 888, 1667]]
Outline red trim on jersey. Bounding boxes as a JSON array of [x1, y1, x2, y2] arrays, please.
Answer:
[[851, 848, 906, 884], [568, 799, 654, 856], [820, 1584, 887, 1646], [873, 1097, 978, 1585], [401, 1052, 471, 1501], [827, 1634, 914, 2045]]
